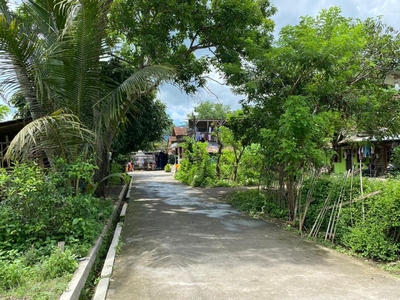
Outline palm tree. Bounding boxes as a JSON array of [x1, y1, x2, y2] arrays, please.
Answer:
[[0, 0, 173, 195]]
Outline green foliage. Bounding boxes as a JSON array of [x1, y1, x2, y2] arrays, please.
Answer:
[[164, 164, 172, 172], [0, 248, 77, 293], [300, 175, 400, 261], [109, 162, 130, 185], [339, 179, 400, 261], [0, 162, 113, 259], [0, 160, 115, 296], [226, 190, 288, 218], [174, 139, 215, 187], [237, 143, 263, 185], [189, 100, 231, 120], [112, 95, 173, 154], [390, 145, 400, 173], [110, 0, 276, 93], [0, 259, 29, 291], [0, 104, 10, 121], [39, 248, 78, 280], [217, 149, 235, 181]]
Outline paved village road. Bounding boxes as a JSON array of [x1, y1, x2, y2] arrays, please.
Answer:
[[107, 171, 400, 300]]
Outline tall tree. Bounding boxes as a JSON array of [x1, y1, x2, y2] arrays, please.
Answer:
[[109, 0, 277, 93], [227, 7, 400, 221], [0, 0, 173, 196], [112, 96, 173, 154]]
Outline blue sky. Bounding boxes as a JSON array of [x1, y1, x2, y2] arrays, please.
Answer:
[[1, 0, 399, 124]]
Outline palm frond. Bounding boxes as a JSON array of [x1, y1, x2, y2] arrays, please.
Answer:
[[0, 0, 13, 23], [5, 109, 95, 163], [99, 65, 174, 128], [0, 13, 43, 118]]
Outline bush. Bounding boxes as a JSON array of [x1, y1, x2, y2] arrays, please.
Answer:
[[302, 175, 400, 261], [339, 179, 400, 261], [164, 163, 172, 172], [174, 139, 215, 187], [226, 190, 288, 218], [39, 248, 78, 280], [0, 162, 113, 259], [110, 162, 125, 184], [0, 259, 29, 291]]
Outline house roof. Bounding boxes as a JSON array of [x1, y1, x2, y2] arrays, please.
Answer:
[[339, 134, 400, 144], [0, 118, 30, 134], [173, 126, 187, 136], [0, 118, 31, 142]]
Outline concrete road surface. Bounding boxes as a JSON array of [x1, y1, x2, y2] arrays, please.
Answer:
[[107, 171, 400, 300]]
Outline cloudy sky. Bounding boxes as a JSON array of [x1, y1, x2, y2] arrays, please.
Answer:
[[1, 0, 399, 124], [161, 0, 400, 125]]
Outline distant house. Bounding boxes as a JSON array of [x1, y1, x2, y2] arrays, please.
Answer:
[[187, 119, 226, 154], [333, 134, 400, 177], [167, 119, 226, 163], [167, 126, 188, 163], [0, 118, 30, 169]]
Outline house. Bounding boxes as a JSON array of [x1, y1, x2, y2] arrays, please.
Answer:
[[167, 126, 188, 164], [0, 118, 30, 169], [167, 119, 226, 164], [187, 119, 226, 154], [333, 134, 400, 177]]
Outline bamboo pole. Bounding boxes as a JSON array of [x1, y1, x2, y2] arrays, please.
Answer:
[[360, 159, 365, 220]]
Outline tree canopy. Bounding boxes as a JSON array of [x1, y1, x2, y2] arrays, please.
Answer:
[[109, 0, 277, 92], [188, 100, 231, 120], [112, 96, 172, 154], [0, 0, 173, 195], [225, 7, 400, 220]]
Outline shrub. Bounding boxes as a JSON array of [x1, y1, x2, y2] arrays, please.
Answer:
[[39, 248, 78, 280], [0, 162, 113, 258], [226, 190, 288, 218], [0, 259, 29, 291], [339, 179, 400, 261], [110, 162, 125, 184], [174, 139, 215, 186], [164, 163, 172, 172], [302, 175, 400, 261]]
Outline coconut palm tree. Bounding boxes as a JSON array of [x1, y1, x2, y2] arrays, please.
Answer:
[[0, 0, 173, 195]]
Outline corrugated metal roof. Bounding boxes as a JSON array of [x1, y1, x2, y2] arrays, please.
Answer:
[[339, 135, 400, 144]]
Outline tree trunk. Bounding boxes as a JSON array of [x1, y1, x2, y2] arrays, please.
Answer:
[[278, 165, 285, 208], [216, 142, 223, 180], [287, 175, 296, 222], [94, 138, 110, 198], [93, 114, 122, 197], [233, 147, 245, 183]]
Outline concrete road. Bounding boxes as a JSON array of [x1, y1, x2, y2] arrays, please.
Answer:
[[107, 172, 400, 300]]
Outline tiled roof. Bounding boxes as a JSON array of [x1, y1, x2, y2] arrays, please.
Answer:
[[173, 127, 187, 136]]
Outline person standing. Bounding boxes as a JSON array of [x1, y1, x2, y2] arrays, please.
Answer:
[[127, 161, 133, 172]]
